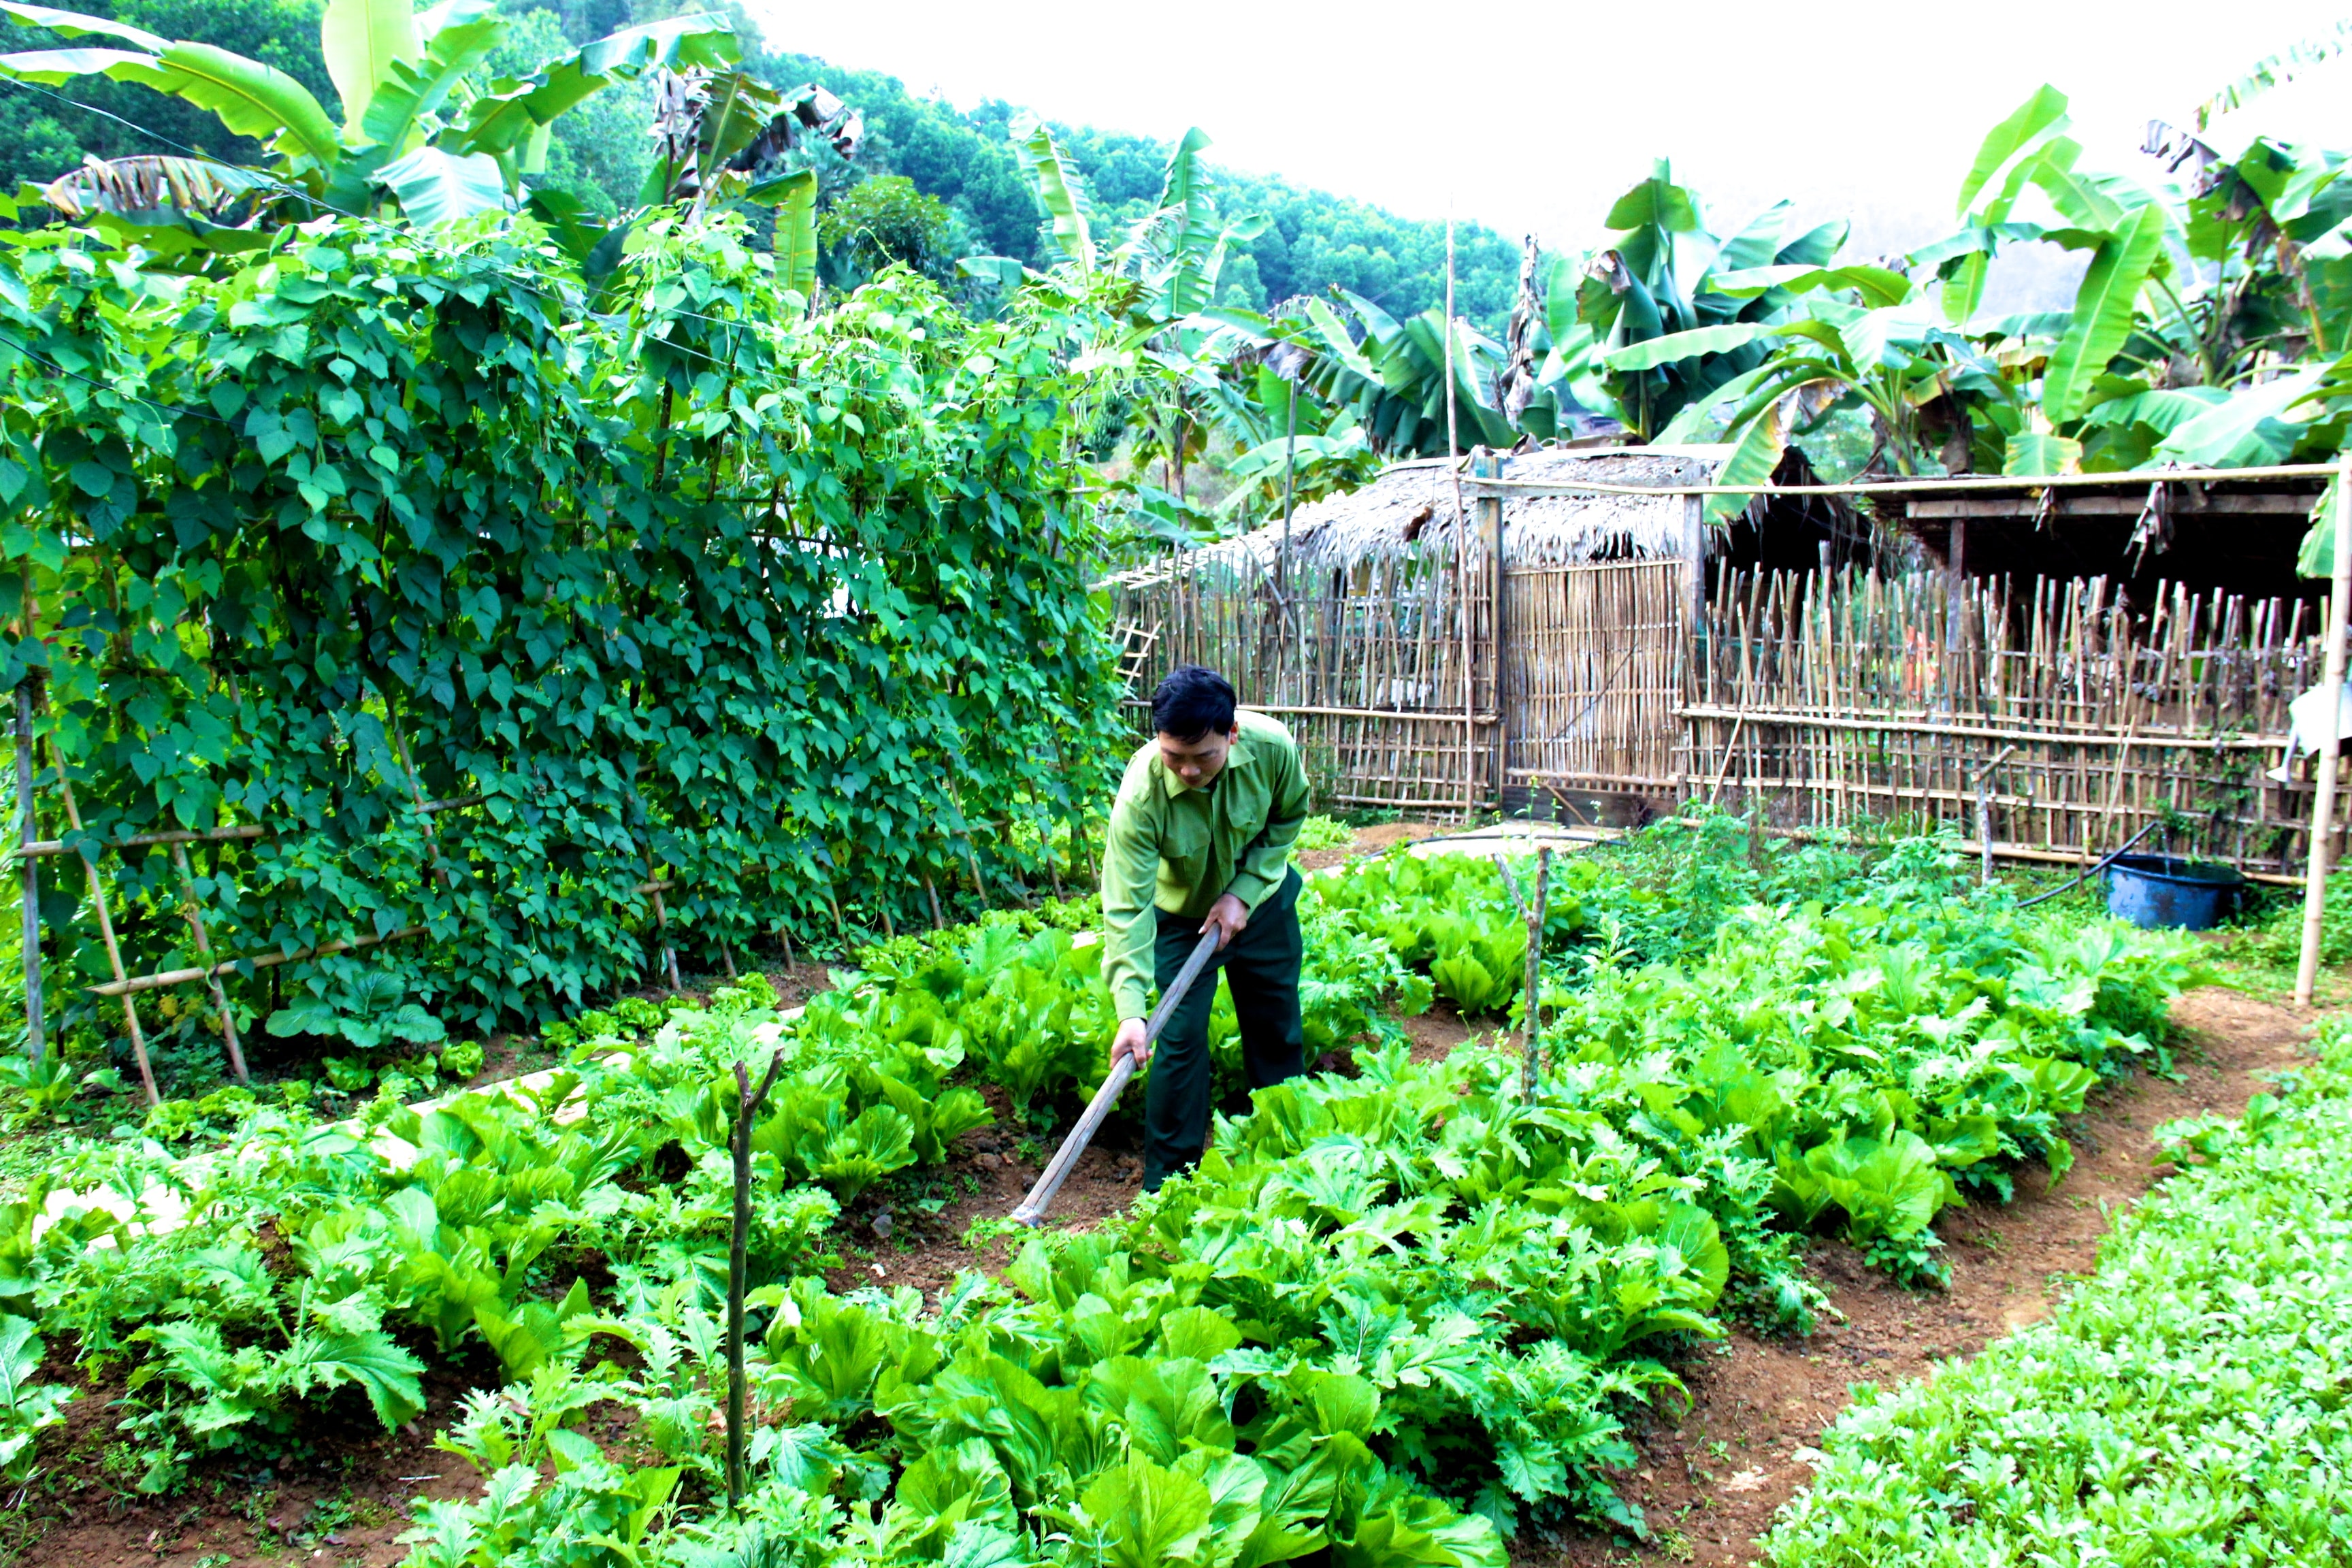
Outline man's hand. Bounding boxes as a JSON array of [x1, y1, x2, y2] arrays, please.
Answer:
[[1200, 892, 1250, 951], [1111, 1017, 1150, 1071]]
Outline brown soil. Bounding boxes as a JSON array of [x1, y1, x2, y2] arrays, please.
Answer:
[[7, 1359, 490, 1568], [822, 1088, 1149, 1306], [1536, 983, 2321, 1568], [1402, 998, 1486, 1062], [1296, 819, 1450, 872]]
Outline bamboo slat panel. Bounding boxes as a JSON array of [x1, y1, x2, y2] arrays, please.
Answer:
[[1504, 560, 1687, 792], [1689, 565, 2332, 875]]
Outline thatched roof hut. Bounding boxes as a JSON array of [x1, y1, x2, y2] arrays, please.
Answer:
[[1109, 443, 1869, 590], [1106, 442, 1875, 822]]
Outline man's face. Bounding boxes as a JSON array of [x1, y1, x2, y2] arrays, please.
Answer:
[[1157, 725, 1235, 790]]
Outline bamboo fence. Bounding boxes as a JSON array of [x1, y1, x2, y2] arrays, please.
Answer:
[[1688, 564, 2330, 879], [1115, 538, 1494, 815], [1119, 536, 2332, 875], [1503, 559, 1688, 794]]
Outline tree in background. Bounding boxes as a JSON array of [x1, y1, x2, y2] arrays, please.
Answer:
[[815, 171, 964, 286], [0, 0, 333, 191], [0, 0, 1524, 333]]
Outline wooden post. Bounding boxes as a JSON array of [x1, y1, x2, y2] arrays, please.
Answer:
[[1946, 518, 1967, 623], [1970, 744, 2016, 888], [1525, 847, 1548, 1098], [170, 842, 247, 1083], [1494, 848, 1550, 1099], [49, 741, 158, 1105], [1478, 451, 1507, 804], [726, 1048, 784, 1513], [1682, 493, 1708, 636], [15, 684, 39, 1064], [2295, 448, 2352, 1006], [1279, 371, 1298, 670]]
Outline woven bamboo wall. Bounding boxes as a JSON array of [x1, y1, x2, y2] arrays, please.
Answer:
[[1688, 566, 2330, 879], [1116, 541, 2331, 875], [1112, 538, 1494, 815]]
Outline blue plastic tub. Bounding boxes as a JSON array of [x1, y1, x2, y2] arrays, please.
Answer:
[[2103, 854, 2245, 930]]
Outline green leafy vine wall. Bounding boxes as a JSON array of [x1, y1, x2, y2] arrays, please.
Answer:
[[0, 213, 1123, 1045]]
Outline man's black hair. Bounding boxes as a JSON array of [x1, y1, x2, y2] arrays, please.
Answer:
[[1152, 665, 1238, 742]]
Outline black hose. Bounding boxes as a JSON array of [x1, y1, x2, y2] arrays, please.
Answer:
[[2015, 819, 2166, 909]]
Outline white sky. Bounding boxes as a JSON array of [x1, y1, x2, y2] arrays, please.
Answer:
[[748, 0, 2352, 290]]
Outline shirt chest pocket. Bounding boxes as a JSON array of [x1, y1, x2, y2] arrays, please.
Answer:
[[1160, 808, 1212, 863]]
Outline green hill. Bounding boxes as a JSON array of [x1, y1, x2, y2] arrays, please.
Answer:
[[0, 0, 1521, 334]]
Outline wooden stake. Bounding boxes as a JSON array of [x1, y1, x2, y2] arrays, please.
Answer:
[[2296, 448, 2352, 1007], [49, 740, 157, 1105], [171, 841, 247, 1083], [14, 684, 39, 1064], [1494, 847, 1550, 1098], [649, 887, 683, 992], [726, 1047, 785, 1512]]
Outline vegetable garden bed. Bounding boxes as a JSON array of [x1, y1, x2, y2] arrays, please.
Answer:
[[0, 815, 2256, 1567], [1546, 984, 2319, 1568]]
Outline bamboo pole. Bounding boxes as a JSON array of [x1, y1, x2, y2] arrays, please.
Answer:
[[388, 717, 448, 888], [2296, 450, 2352, 1007], [15, 683, 39, 1063], [1458, 459, 2347, 498], [49, 740, 158, 1105], [1443, 214, 1476, 820], [170, 841, 247, 1083], [10, 795, 485, 859]]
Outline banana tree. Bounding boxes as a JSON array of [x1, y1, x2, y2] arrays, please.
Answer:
[[1203, 355, 1379, 523], [1288, 291, 1515, 456], [1578, 159, 1847, 440], [1610, 266, 1966, 514], [634, 65, 861, 299], [1495, 241, 1617, 442], [1002, 117, 1271, 497], [0, 0, 736, 231]]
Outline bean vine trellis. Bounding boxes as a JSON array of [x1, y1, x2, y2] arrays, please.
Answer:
[[0, 208, 1125, 1076]]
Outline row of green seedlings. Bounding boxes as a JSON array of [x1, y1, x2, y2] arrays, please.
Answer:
[[374, 833, 2206, 1557]]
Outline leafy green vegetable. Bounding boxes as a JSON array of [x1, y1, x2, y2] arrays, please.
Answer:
[[1765, 1019, 2352, 1566]]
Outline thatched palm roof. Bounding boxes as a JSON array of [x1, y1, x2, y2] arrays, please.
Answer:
[[1108, 445, 1754, 587]]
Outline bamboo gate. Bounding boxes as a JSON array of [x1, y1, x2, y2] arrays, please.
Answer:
[[1116, 540, 2335, 883]]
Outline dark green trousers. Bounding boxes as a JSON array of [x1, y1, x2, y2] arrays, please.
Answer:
[[1143, 868, 1305, 1190]]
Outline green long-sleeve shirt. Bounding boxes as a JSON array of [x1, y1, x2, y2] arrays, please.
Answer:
[[1099, 708, 1311, 1021]]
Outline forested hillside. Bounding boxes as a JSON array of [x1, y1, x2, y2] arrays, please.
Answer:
[[0, 0, 1520, 331]]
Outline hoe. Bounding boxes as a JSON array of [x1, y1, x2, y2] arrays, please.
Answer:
[[1009, 924, 1222, 1226]]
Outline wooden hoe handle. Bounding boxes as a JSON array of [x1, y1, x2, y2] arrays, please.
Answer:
[[1010, 924, 1222, 1226]]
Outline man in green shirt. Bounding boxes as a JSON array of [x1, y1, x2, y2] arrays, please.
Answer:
[[1102, 665, 1311, 1190]]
